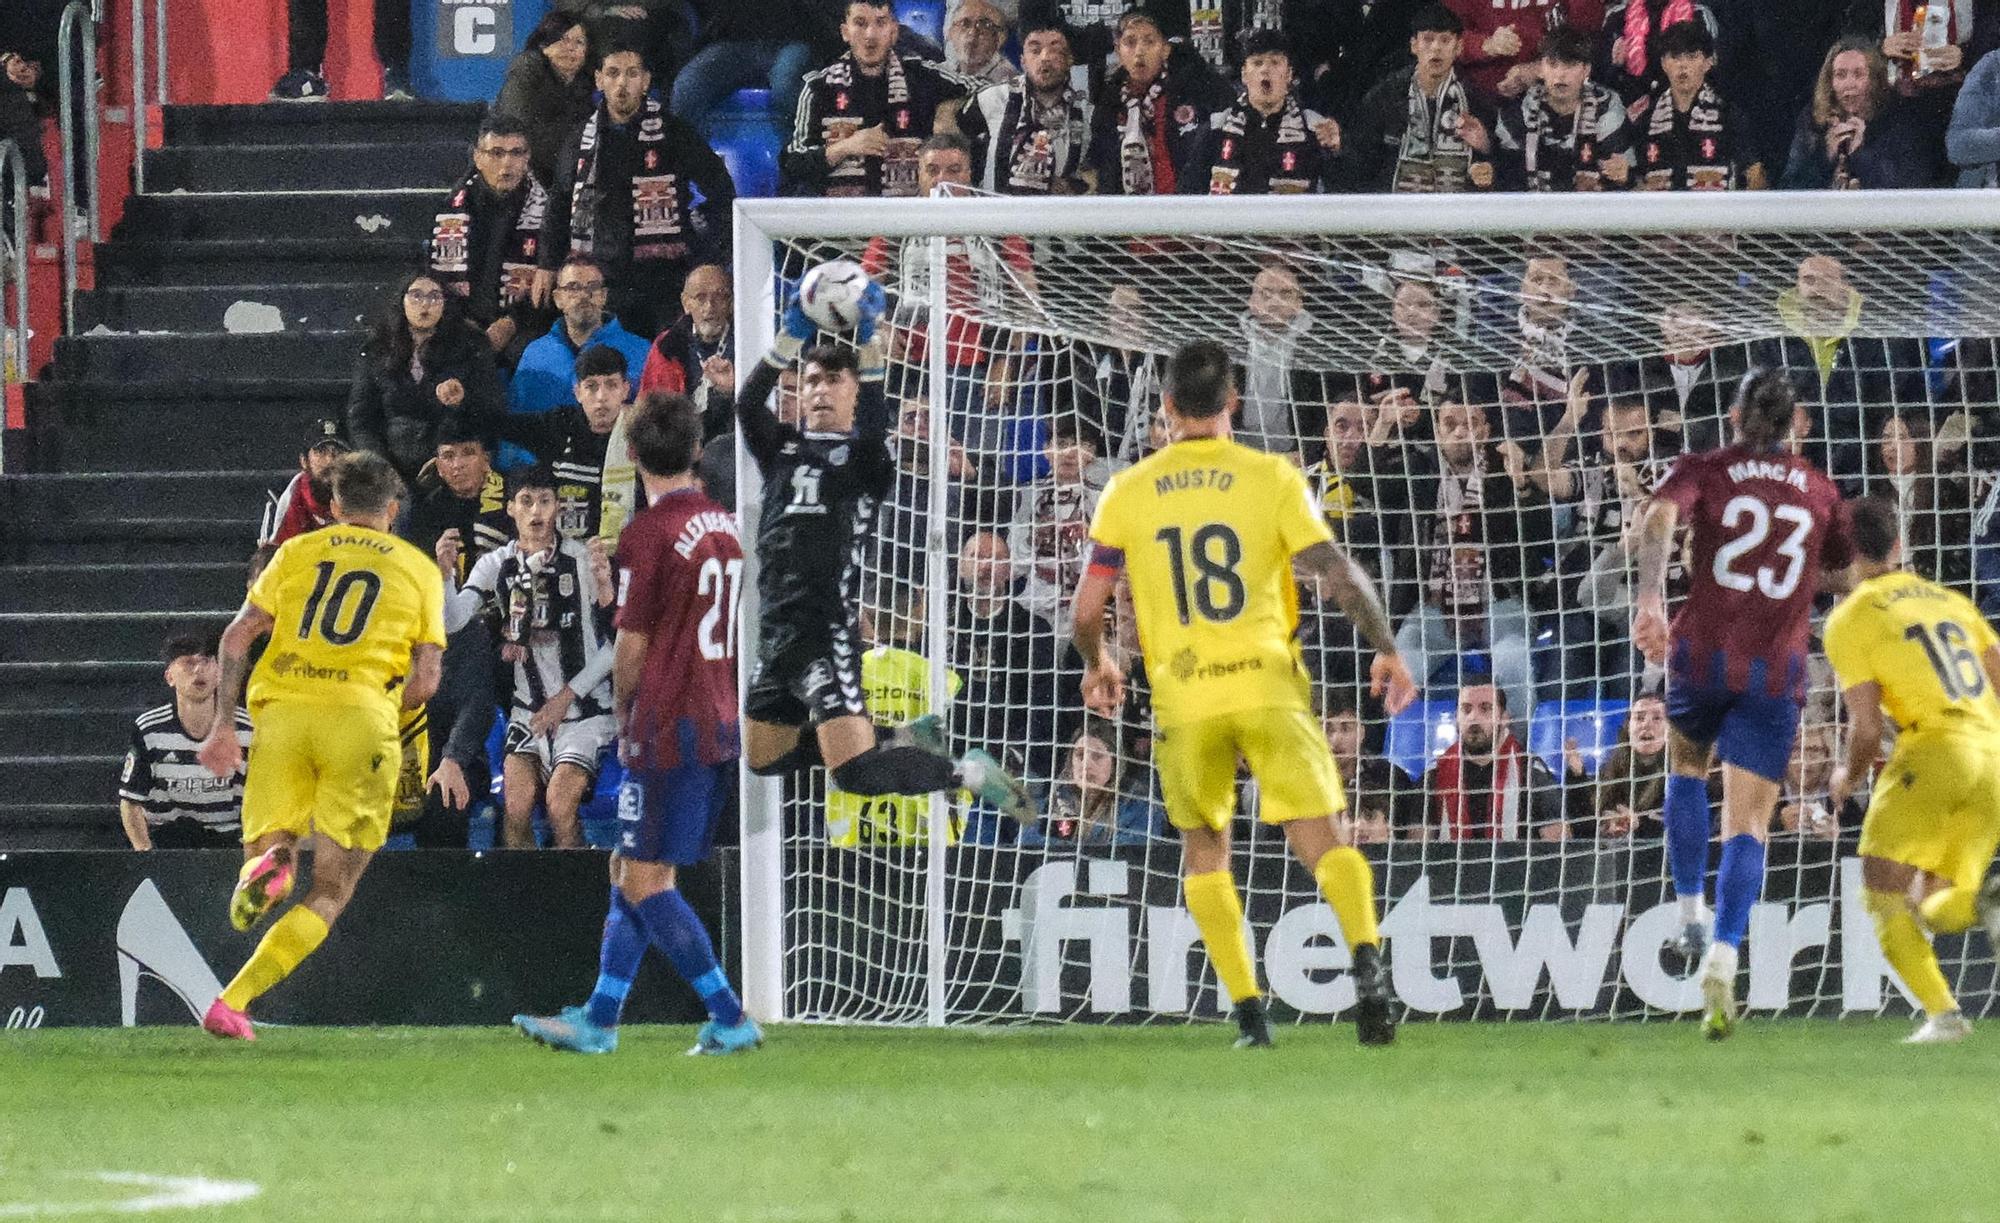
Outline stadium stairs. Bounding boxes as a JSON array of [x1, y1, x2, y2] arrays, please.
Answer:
[[0, 100, 482, 849]]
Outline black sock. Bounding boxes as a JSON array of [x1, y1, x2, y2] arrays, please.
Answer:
[[829, 744, 956, 795]]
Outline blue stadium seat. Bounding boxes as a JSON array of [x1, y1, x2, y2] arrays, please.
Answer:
[[1384, 699, 1460, 780], [1421, 649, 1488, 696], [702, 88, 781, 199], [1526, 700, 1631, 779], [896, 0, 945, 44]]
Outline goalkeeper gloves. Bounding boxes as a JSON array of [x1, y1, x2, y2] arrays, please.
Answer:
[[852, 281, 888, 345]]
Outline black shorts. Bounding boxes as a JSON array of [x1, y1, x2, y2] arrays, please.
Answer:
[[745, 620, 866, 727]]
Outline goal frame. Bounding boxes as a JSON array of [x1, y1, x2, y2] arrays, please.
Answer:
[[730, 189, 2000, 1026]]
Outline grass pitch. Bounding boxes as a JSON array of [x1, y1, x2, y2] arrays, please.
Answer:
[[3, 1020, 1993, 1222]]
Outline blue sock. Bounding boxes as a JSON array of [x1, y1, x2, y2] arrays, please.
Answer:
[[634, 888, 744, 1027], [1663, 774, 1711, 903], [1712, 834, 1767, 950], [585, 888, 646, 1029]]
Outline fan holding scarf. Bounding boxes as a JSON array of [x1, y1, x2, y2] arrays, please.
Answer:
[[1181, 27, 1342, 194], [1418, 683, 1567, 841]]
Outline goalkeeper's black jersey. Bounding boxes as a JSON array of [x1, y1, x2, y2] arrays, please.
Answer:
[[736, 358, 895, 639]]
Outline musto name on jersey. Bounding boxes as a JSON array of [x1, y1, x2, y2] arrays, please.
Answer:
[[1153, 468, 1237, 496]]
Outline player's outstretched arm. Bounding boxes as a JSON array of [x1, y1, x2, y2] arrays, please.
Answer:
[[1293, 541, 1416, 713], [197, 602, 276, 778], [1828, 680, 1885, 813], [1630, 498, 1679, 663]]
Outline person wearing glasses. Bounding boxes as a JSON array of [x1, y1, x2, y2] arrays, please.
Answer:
[[537, 42, 736, 341], [946, 0, 1020, 84], [429, 113, 555, 371], [346, 271, 504, 488], [507, 255, 654, 468]]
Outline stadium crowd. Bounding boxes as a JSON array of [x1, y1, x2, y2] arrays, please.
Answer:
[[50, 0, 2000, 853]]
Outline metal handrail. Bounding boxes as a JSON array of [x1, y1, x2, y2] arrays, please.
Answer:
[[0, 137, 32, 469], [129, 0, 164, 194], [58, 0, 102, 332]]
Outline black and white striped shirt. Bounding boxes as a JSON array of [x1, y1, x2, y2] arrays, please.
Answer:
[[118, 704, 252, 832], [445, 538, 615, 720]]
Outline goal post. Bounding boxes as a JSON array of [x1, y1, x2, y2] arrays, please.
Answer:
[[732, 190, 2000, 1028]]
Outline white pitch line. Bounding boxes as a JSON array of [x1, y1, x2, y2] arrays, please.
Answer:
[[0, 1171, 261, 1217]]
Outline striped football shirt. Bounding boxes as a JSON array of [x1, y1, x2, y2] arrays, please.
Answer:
[[118, 703, 252, 833]]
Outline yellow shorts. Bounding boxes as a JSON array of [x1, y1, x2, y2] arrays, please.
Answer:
[[242, 700, 401, 852], [1155, 706, 1346, 833], [1858, 730, 2000, 890]]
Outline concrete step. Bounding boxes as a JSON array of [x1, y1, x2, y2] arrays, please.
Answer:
[[54, 330, 358, 382], [0, 661, 164, 711], [0, 561, 249, 612], [162, 100, 485, 148], [0, 804, 122, 849], [0, 518, 258, 565], [93, 237, 419, 286], [0, 754, 121, 810], [0, 610, 236, 664], [0, 471, 289, 524], [114, 189, 441, 243], [143, 141, 467, 192], [77, 281, 378, 333], [24, 379, 348, 472], [0, 706, 152, 758]]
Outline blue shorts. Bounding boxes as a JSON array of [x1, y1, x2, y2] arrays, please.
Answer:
[[1666, 682, 1802, 784], [617, 762, 729, 865]]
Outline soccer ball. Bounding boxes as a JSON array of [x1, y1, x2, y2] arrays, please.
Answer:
[[797, 259, 874, 331]]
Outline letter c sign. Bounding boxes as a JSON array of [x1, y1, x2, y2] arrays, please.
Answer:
[[453, 6, 497, 54]]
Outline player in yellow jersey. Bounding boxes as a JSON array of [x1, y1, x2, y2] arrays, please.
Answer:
[[194, 452, 447, 1041], [1825, 497, 2000, 1045], [1070, 340, 1418, 1048]]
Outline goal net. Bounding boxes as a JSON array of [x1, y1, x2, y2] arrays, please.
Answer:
[[731, 192, 2000, 1027]]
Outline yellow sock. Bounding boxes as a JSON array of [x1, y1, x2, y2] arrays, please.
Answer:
[[1919, 885, 1978, 935], [1314, 846, 1381, 950], [1864, 889, 1957, 1015], [219, 907, 329, 1013], [1184, 870, 1258, 1004]]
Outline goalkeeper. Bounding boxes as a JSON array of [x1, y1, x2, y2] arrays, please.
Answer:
[[737, 280, 1030, 821], [1070, 340, 1417, 1048]]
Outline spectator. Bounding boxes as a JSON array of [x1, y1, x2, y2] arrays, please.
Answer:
[[1322, 692, 1410, 843], [509, 255, 653, 445], [1358, 274, 1461, 411], [402, 418, 514, 570], [881, 393, 996, 575], [1552, 390, 1676, 625], [430, 113, 553, 370], [1845, 0, 1986, 94], [441, 465, 618, 849], [1634, 20, 1766, 189], [1714, 0, 1846, 181], [1049, 0, 1134, 73], [638, 263, 735, 440], [783, 0, 978, 197], [1008, 416, 1108, 629], [1774, 720, 1851, 839], [946, 0, 1021, 83], [1417, 682, 1566, 840], [499, 345, 631, 541], [346, 271, 504, 489], [1757, 252, 1925, 483], [1386, 401, 1538, 726], [1952, 43, 2000, 182], [539, 44, 735, 339], [960, 14, 1096, 194], [118, 631, 252, 850], [1087, 9, 1233, 195], [1780, 36, 1942, 188], [1585, 692, 1670, 837], [269, 0, 411, 101], [498, 14, 596, 188], [1444, 0, 1606, 101], [950, 529, 1058, 771], [0, 43, 48, 192], [1597, 0, 1722, 106], [259, 419, 350, 546], [1181, 29, 1343, 195], [1235, 260, 1331, 460], [1500, 253, 1581, 435], [1347, 4, 1497, 193], [1630, 302, 1747, 446], [669, 0, 833, 140], [1019, 725, 1162, 847], [1493, 28, 1637, 192], [554, 0, 699, 86]]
